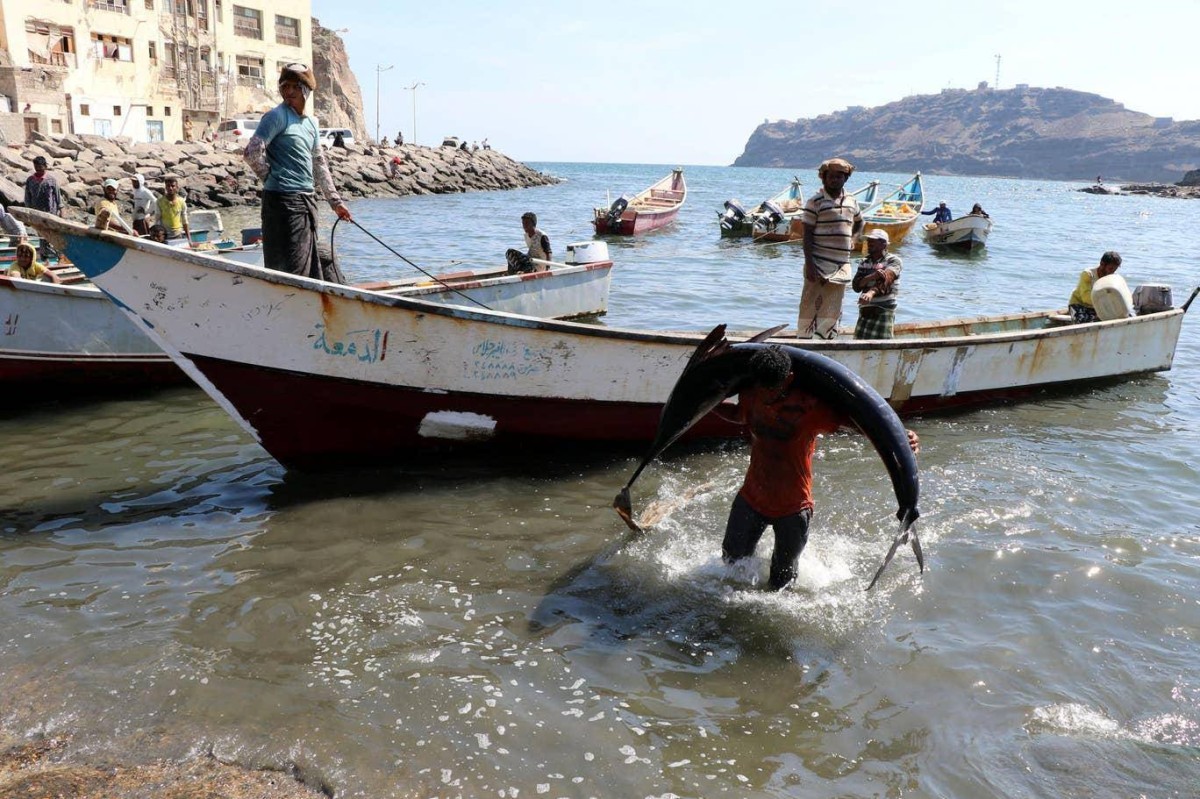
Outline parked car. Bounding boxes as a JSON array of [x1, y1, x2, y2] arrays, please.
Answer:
[[318, 128, 355, 149], [215, 117, 260, 145]]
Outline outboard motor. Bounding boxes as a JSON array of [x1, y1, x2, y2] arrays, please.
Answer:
[[606, 196, 629, 228], [754, 200, 785, 230], [719, 199, 747, 230]]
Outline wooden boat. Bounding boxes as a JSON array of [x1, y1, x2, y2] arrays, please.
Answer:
[[860, 172, 924, 248], [922, 213, 993, 252], [750, 180, 881, 245], [20, 210, 1197, 470], [594, 168, 686, 235], [717, 177, 804, 239], [0, 229, 613, 392]]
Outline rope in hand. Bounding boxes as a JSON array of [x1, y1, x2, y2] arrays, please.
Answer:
[[330, 216, 494, 311]]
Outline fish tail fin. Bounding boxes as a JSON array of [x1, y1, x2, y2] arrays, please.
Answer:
[[612, 487, 644, 534]]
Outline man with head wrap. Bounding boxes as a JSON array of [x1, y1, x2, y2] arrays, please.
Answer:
[[798, 157, 863, 339], [243, 63, 352, 282]]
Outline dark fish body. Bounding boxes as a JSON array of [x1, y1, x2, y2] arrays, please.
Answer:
[[614, 325, 922, 588]]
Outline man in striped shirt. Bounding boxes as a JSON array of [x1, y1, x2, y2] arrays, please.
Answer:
[[799, 158, 864, 339]]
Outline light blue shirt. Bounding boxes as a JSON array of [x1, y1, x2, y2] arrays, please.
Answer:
[[256, 103, 319, 193]]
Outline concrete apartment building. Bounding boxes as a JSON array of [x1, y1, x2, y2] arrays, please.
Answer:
[[0, 0, 311, 144]]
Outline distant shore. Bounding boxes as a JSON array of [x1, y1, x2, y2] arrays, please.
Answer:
[[1077, 181, 1200, 199], [0, 132, 559, 224]]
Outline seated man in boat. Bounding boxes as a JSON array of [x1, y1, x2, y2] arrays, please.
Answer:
[[1067, 251, 1122, 324], [921, 201, 953, 224], [147, 224, 169, 244], [852, 229, 902, 339], [6, 241, 61, 283], [505, 211, 551, 274], [969, 203, 989, 218], [156, 176, 193, 245], [93, 178, 137, 236]]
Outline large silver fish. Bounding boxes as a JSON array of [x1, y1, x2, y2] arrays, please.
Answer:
[[613, 324, 922, 590]]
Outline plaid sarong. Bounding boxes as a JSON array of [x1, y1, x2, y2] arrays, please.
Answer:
[[854, 305, 895, 340]]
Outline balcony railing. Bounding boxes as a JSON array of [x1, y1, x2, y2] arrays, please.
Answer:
[[236, 74, 263, 87], [276, 32, 299, 46], [233, 21, 262, 39], [89, 0, 131, 14], [30, 50, 76, 68]]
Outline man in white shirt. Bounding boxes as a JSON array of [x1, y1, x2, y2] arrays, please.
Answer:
[[131, 174, 157, 235]]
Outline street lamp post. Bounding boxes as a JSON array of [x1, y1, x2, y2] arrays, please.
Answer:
[[375, 64, 393, 144], [404, 81, 425, 146]]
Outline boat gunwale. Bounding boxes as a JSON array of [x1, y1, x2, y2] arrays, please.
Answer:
[[15, 209, 1193, 353]]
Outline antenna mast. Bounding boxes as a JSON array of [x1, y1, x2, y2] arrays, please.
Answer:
[[994, 54, 1001, 89]]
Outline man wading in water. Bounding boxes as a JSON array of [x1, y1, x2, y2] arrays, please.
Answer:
[[244, 63, 352, 282]]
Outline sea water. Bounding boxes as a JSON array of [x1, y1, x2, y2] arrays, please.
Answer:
[[1, 163, 1198, 798]]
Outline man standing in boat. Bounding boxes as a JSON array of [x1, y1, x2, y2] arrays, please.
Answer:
[[799, 158, 863, 339], [922, 201, 953, 224], [243, 63, 352, 283], [852, 229, 902, 339]]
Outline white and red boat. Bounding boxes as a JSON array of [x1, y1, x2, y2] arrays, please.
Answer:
[[593, 168, 686, 235], [0, 229, 612, 394], [19, 210, 1196, 470]]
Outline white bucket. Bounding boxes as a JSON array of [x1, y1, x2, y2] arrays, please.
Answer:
[[565, 240, 610, 265], [1092, 274, 1134, 321]]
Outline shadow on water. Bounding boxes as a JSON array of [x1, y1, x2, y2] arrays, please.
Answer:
[[926, 245, 990, 264]]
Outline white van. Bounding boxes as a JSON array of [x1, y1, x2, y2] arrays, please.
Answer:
[[215, 117, 260, 145], [318, 128, 356, 149]]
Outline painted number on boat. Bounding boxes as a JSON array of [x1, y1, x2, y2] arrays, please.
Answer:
[[469, 339, 548, 381]]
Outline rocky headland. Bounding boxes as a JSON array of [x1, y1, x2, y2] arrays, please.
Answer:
[[734, 85, 1200, 183], [0, 131, 557, 224]]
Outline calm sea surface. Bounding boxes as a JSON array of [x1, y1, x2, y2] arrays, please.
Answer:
[[2, 163, 1199, 798]]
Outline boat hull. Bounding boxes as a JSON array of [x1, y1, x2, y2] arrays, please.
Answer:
[[923, 217, 993, 251], [22, 210, 1192, 470], [594, 207, 679, 235]]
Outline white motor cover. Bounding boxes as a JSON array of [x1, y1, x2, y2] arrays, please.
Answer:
[[565, 240, 610, 265], [1092, 273, 1134, 321]]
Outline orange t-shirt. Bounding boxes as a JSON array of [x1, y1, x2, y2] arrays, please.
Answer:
[[737, 384, 844, 518]]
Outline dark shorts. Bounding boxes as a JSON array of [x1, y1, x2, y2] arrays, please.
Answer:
[[1069, 304, 1098, 324], [722, 493, 812, 590]]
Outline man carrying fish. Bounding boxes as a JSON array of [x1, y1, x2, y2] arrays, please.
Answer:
[[717, 346, 920, 590], [615, 326, 925, 591]]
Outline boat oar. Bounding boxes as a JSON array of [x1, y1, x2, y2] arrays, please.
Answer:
[[332, 217, 495, 311]]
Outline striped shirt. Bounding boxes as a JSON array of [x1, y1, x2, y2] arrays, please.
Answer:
[[802, 188, 862, 280]]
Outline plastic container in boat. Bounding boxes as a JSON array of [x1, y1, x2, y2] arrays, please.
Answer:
[[1092, 273, 1134, 321]]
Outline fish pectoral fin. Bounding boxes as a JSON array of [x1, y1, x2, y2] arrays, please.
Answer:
[[683, 324, 732, 371], [612, 488, 644, 534], [910, 529, 925, 573], [744, 324, 787, 343]]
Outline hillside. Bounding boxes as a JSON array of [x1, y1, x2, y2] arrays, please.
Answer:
[[733, 86, 1200, 182]]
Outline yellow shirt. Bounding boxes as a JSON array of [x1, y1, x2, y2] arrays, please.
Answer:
[[94, 198, 122, 230], [1068, 268, 1098, 308], [156, 195, 189, 237], [8, 259, 50, 281]]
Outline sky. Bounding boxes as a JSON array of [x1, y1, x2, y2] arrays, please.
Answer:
[[311, 0, 1200, 165]]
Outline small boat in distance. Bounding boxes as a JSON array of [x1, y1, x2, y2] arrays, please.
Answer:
[[718, 176, 804, 239], [22, 209, 1197, 471], [860, 172, 924, 248], [594, 168, 686, 235], [922, 212, 993, 252], [749, 180, 881, 244]]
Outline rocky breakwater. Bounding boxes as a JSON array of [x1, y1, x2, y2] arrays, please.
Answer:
[[0, 131, 557, 224]]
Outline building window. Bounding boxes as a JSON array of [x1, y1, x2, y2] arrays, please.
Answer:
[[145, 0, 154, 8], [92, 33, 134, 62], [275, 15, 300, 47], [52, 119, 64, 134], [148, 41, 157, 62], [80, 104, 91, 116], [146, 106, 154, 115], [25, 19, 78, 68], [235, 54, 265, 87], [165, 106, 172, 116], [232, 6, 262, 39], [215, 0, 223, 23], [88, 0, 131, 15]]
